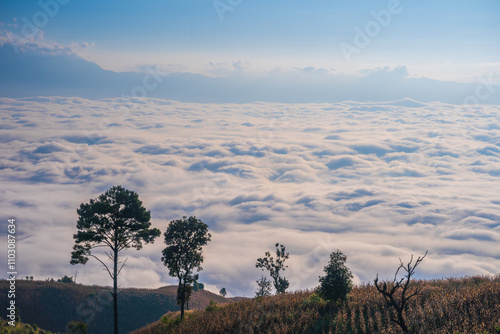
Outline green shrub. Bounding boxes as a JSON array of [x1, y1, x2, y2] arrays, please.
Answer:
[[66, 320, 88, 334], [161, 313, 181, 327], [205, 300, 219, 312], [302, 292, 326, 308], [161, 314, 170, 324]]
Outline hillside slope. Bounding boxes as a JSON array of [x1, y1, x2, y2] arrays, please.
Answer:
[[133, 275, 500, 334], [0, 280, 233, 334]]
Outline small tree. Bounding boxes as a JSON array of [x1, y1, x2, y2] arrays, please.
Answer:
[[193, 281, 204, 292], [256, 243, 289, 294], [255, 275, 272, 297], [219, 287, 227, 297], [70, 185, 161, 334], [162, 216, 211, 320], [318, 250, 353, 302], [374, 251, 428, 334]]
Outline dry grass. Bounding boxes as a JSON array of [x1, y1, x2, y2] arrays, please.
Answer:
[[133, 275, 500, 334]]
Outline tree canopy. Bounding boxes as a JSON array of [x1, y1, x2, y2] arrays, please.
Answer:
[[162, 216, 211, 319], [70, 186, 159, 266], [318, 250, 353, 302]]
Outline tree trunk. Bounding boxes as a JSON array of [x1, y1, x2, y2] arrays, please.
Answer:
[[179, 280, 185, 320], [180, 299, 185, 319], [113, 249, 118, 334], [397, 312, 409, 333]]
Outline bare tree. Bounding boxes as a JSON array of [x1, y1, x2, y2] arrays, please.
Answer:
[[374, 251, 428, 334]]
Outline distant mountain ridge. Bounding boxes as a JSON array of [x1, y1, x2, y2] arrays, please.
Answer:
[[1, 45, 499, 104], [0, 280, 234, 334]]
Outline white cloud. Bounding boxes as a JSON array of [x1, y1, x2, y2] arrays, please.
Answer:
[[0, 28, 94, 56], [1, 97, 500, 296]]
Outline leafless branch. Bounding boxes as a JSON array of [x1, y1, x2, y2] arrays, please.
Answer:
[[374, 251, 428, 334], [89, 254, 114, 280], [117, 258, 128, 277]]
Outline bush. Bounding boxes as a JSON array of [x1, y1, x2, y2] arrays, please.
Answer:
[[161, 313, 182, 327], [66, 320, 88, 334], [302, 292, 327, 308], [205, 300, 219, 312], [57, 275, 74, 284]]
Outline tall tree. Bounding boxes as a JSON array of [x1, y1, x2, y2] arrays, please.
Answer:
[[256, 243, 290, 294], [70, 185, 161, 334], [219, 287, 227, 297], [162, 216, 211, 319]]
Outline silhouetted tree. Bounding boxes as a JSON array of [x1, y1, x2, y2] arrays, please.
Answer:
[[256, 243, 289, 294], [162, 216, 211, 320], [70, 185, 161, 334], [255, 275, 272, 297], [374, 251, 428, 334], [220, 287, 227, 297], [193, 281, 205, 292], [318, 250, 353, 302]]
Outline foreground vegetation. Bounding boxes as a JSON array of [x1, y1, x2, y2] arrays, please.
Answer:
[[0, 319, 53, 334], [0, 280, 231, 334], [133, 275, 500, 334]]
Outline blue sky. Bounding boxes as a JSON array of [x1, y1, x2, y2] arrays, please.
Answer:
[[1, 0, 499, 81]]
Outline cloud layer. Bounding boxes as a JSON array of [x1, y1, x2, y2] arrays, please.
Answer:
[[1, 97, 500, 296]]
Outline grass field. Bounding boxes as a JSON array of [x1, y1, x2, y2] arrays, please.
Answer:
[[133, 275, 500, 334]]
